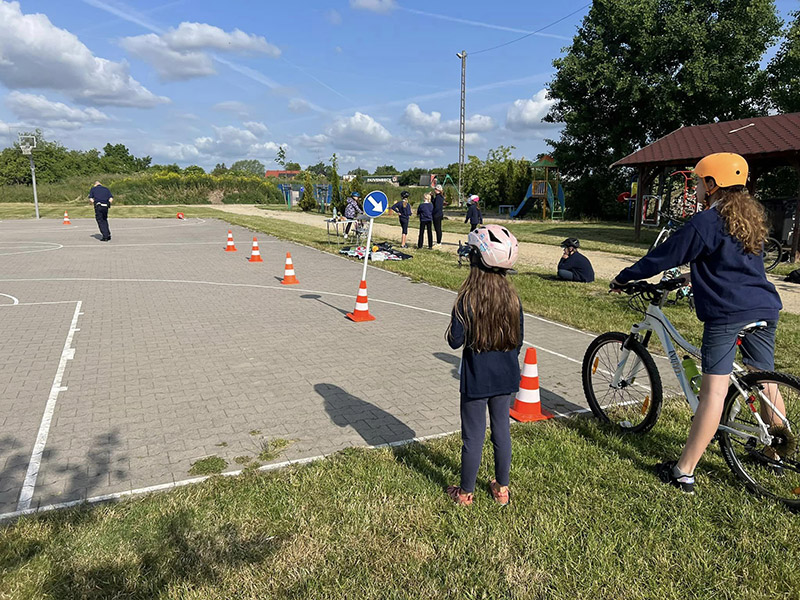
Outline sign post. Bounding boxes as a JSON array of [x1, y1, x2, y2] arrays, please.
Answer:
[[360, 190, 388, 281]]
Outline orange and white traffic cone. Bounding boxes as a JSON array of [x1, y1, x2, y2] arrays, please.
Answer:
[[346, 279, 376, 322], [510, 347, 552, 422], [63, 211, 71, 225], [248, 237, 263, 263], [224, 230, 237, 252], [280, 252, 299, 284]]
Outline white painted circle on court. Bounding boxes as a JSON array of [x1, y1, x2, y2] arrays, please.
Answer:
[[0, 293, 19, 305], [0, 242, 63, 256]]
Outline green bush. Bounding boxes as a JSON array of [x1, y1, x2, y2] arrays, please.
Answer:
[[107, 172, 283, 205]]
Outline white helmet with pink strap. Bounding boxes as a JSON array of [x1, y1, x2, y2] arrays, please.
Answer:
[[467, 224, 519, 270]]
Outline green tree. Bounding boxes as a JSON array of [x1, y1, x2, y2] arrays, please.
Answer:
[[349, 172, 365, 199], [230, 159, 266, 176], [768, 11, 800, 113], [398, 167, 427, 186], [348, 167, 368, 177], [184, 165, 205, 175], [274, 147, 286, 168], [545, 0, 782, 216], [299, 171, 317, 211], [149, 163, 182, 174], [374, 164, 398, 175], [307, 161, 331, 177], [285, 162, 301, 171], [211, 163, 228, 175], [329, 154, 344, 214]]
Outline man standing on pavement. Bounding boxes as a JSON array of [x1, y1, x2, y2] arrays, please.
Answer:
[[89, 181, 113, 242], [432, 183, 446, 248]]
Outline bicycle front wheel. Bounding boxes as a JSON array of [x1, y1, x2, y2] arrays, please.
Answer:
[[719, 371, 800, 509], [582, 332, 663, 433], [762, 237, 783, 272]]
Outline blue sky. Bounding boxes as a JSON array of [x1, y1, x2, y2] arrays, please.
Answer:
[[0, 0, 795, 172]]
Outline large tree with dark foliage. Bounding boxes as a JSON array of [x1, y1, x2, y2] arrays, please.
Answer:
[[545, 0, 782, 217]]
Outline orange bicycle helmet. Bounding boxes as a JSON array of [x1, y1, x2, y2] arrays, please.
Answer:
[[694, 152, 748, 195]]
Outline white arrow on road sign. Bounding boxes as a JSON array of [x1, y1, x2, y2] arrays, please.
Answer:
[[368, 196, 382, 212]]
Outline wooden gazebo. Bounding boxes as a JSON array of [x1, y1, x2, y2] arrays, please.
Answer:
[[613, 112, 800, 261]]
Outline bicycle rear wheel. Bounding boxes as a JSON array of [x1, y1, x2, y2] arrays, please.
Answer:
[[762, 237, 783, 272], [582, 332, 663, 433], [719, 371, 800, 509]]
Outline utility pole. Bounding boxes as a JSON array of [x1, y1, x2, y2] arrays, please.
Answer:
[[456, 50, 467, 207], [19, 135, 39, 219]]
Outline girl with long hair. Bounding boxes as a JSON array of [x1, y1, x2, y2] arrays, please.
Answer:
[[446, 225, 522, 506], [612, 152, 783, 494]]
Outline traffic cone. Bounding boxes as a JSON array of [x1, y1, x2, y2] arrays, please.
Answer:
[[225, 230, 237, 252], [280, 252, 299, 284], [63, 211, 71, 225], [510, 347, 552, 422], [346, 279, 376, 322], [248, 237, 263, 263]]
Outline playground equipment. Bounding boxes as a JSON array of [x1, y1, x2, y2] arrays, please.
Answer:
[[313, 184, 332, 213], [623, 170, 701, 226], [509, 155, 566, 220]]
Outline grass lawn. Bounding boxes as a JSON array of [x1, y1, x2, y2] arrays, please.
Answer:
[[2, 405, 799, 599], [1, 205, 799, 598]]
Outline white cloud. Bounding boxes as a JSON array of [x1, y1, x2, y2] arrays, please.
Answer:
[[121, 21, 280, 81], [506, 89, 556, 131], [212, 101, 250, 117], [6, 92, 110, 129], [326, 9, 342, 25], [151, 142, 201, 162], [243, 121, 269, 136], [120, 34, 215, 81], [350, 0, 395, 13], [326, 112, 392, 150], [442, 114, 495, 133], [402, 103, 441, 129], [296, 133, 330, 148], [0, 1, 167, 108], [162, 22, 281, 56], [288, 98, 312, 114], [429, 131, 483, 146]]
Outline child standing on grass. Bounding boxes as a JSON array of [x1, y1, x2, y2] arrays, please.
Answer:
[[446, 224, 522, 506], [464, 195, 483, 232]]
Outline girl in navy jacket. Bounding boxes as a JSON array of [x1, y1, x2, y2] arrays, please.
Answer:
[[612, 153, 783, 495], [391, 191, 412, 248], [446, 224, 521, 506]]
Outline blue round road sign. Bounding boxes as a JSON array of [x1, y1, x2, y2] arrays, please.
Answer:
[[363, 190, 389, 218]]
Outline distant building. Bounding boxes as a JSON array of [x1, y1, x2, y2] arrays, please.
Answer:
[[265, 170, 301, 179]]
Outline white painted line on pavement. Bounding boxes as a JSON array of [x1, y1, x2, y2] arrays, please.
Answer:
[[0, 300, 82, 307], [0, 242, 63, 257], [0, 293, 19, 305], [0, 408, 594, 522], [16, 300, 83, 511]]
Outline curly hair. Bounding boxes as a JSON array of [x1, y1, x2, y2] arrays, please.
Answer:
[[715, 186, 769, 255]]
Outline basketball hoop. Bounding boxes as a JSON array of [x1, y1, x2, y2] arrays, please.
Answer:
[[20, 144, 32, 155], [18, 134, 36, 156]]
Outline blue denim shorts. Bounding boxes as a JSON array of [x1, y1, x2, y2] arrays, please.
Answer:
[[701, 320, 777, 375]]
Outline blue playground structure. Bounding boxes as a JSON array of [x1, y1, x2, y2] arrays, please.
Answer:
[[277, 183, 333, 212], [509, 155, 566, 220]]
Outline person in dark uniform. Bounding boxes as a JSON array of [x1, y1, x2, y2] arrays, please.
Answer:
[[89, 181, 113, 241], [464, 194, 483, 232], [557, 238, 595, 282], [417, 192, 434, 249], [432, 184, 446, 247], [391, 191, 413, 248]]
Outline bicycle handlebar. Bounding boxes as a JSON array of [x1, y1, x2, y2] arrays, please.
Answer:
[[610, 276, 689, 296]]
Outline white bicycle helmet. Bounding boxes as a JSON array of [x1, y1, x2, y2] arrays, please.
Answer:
[[467, 224, 518, 270], [468, 194, 480, 204]]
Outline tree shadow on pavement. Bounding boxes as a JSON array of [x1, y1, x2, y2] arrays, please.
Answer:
[[315, 383, 415, 446]]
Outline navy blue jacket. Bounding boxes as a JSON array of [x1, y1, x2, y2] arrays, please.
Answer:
[[417, 202, 433, 222], [447, 300, 524, 399], [432, 193, 445, 218], [392, 201, 412, 220], [465, 204, 483, 225], [617, 208, 782, 324], [89, 185, 112, 203], [558, 252, 595, 283]]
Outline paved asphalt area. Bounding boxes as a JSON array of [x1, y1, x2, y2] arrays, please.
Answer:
[[0, 216, 629, 515]]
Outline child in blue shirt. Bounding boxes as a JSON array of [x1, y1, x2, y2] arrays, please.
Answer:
[[391, 191, 413, 248], [446, 224, 522, 506], [464, 194, 483, 232]]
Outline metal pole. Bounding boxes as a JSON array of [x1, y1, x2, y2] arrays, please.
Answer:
[[361, 218, 374, 282], [29, 154, 40, 220], [457, 51, 467, 207]]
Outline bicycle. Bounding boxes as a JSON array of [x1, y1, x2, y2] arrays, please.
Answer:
[[582, 277, 800, 507], [762, 236, 783, 273], [648, 211, 687, 252]]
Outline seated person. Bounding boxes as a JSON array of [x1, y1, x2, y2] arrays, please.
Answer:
[[557, 238, 595, 282]]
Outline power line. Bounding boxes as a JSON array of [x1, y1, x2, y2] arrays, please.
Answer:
[[468, 3, 590, 56]]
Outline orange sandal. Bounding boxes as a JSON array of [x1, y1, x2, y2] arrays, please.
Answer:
[[446, 485, 474, 506], [489, 480, 510, 506]]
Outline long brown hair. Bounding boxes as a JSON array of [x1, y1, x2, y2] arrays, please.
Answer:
[[714, 185, 768, 255], [446, 263, 521, 352]]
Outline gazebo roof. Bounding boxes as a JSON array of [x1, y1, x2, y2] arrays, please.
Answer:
[[531, 154, 558, 168], [613, 112, 800, 169]]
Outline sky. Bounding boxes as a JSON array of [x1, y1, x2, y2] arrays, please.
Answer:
[[0, 0, 796, 173]]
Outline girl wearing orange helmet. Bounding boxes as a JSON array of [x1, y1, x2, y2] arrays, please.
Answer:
[[612, 152, 783, 494]]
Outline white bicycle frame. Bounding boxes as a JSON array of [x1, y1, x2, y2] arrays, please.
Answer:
[[612, 299, 787, 445]]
